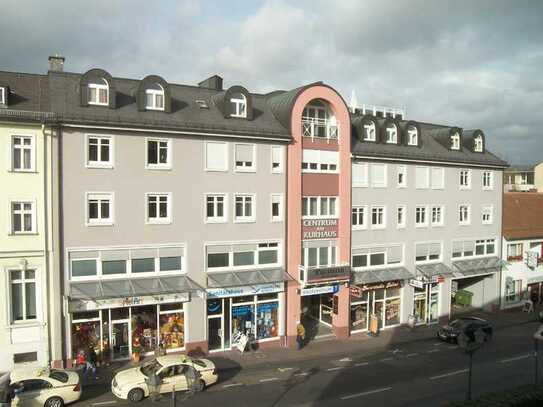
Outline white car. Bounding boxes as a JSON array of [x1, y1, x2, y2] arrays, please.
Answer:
[[111, 355, 218, 402], [10, 368, 81, 407]]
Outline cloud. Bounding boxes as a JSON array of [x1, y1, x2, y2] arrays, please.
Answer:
[[0, 0, 542, 164]]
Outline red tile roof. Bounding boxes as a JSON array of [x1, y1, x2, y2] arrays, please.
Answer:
[[503, 193, 543, 240]]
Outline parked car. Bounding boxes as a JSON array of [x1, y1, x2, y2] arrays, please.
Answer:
[[437, 316, 493, 343], [111, 354, 218, 402], [10, 368, 81, 407]]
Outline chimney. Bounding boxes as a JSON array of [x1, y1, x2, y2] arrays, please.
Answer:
[[198, 75, 223, 91], [48, 55, 65, 72]]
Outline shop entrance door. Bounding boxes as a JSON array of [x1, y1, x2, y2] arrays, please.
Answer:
[[111, 320, 130, 360], [208, 316, 223, 351]]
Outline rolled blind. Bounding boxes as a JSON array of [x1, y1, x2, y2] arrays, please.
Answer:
[[159, 247, 184, 257], [101, 249, 129, 261], [429, 242, 442, 256], [131, 248, 158, 259], [206, 142, 227, 170], [387, 245, 402, 263], [232, 244, 257, 252], [415, 243, 428, 257], [415, 167, 429, 188], [70, 250, 99, 260], [464, 240, 475, 252], [206, 245, 231, 254], [352, 247, 370, 255], [352, 163, 368, 185], [235, 144, 253, 162], [272, 146, 282, 163], [452, 241, 463, 253]]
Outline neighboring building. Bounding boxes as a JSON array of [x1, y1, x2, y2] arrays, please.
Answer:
[[534, 161, 543, 193], [501, 193, 543, 308], [349, 118, 507, 331], [504, 165, 536, 192], [0, 69, 62, 371]]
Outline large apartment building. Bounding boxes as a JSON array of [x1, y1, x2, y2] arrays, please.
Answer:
[[0, 56, 508, 369]]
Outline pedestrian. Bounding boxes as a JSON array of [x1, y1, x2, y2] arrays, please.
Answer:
[[84, 347, 98, 380], [296, 320, 306, 350], [0, 373, 13, 407]]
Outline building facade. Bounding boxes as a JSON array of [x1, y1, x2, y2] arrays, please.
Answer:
[[0, 71, 62, 372]]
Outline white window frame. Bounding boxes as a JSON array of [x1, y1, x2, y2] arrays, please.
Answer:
[[302, 245, 338, 269], [302, 149, 339, 174], [481, 204, 493, 225], [0, 87, 5, 105], [459, 169, 471, 189], [9, 269, 39, 323], [270, 194, 284, 222], [430, 167, 445, 189], [206, 241, 281, 272], [371, 206, 386, 230], [234, 194, 256, 223], [352, 163, 369, 187], [407, 126, 418, 145], [145, 86, 165, 111], [415, 241, 443, 264], [10, 134, 36, 172], [204, 141, 228, 172], [397, 205, 406, 229], [482, 171, 493, 190], [415, 205, 428, 227], [451, 133, 460, 150], [85, 192, 114, 226], [85, 134, 114, 168], [271, 145, 284, 174], [230, 94, 247, 118], [474, 136, 483, 152], [145, 137, 172, 170], [9, 199, 37, 235], [352, 206, 367, 230], [459, 204, 471, 225], [205, 193, 228, 224], [385, 123, 398, 144], [145, 193, 172, 224], [397, 166, 407, 188], [363, 122, 376, 141], [370, 163, 388, 188], [431, 205, 444, 227], [302, 196, 338, 219], [234, 143, 256, 172], [88, 81, 109, 106], [415, 166, 430, 189]]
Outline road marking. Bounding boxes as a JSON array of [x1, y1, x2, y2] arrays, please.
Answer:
[[340, 386, 392, 400], [223, 383, 244, 388], [339, 357, 352, 362], [380, 357, 393, 362], [499, 354, 531, 363], [294, 372, 310, 377], [92, 402, 118, 406], [355, 361, 370, 366], [326, 367, 343, 371], [406, 353, 419, 357], [434, 342, 445, 346], [429, 369, 469, 380], [427, 349, 440, 353], [260, 377, 280, 383], [278, 367, 294, 372]]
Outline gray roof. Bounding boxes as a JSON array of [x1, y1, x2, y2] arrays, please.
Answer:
[[505, 165, 534, 172], [48, 71, 291, 140], [206, 268, 289, 288], [352, 266, 414, 284], [352, 117, 508, 168]]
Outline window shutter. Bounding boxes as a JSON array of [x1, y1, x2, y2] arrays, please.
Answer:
[[429, 242, 441, 256], [415, 167, 428, 188], [302, 149, 319, 163], [207, 245, 232, 254], [232, 244, 257, 252], [352, 163, 368, 186], [431, 168, 444, 189], [452, 241, 463, 254], [159, 246, 184, 257], [163, 86, 171, 113], [272, 146, 282, 164], [109, 84, 116, 109], [131, 248, 158, 259], [235, 144, 253, 162], [387, 245, 402, 263], [415, 243, 428, 257], [464, 240, 475, 253], [206, 142, 227, 170], [101, 249, 129, 261]]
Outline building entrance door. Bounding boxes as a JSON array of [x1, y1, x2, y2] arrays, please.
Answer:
[[111, 320, 130, 360], [208, 316, 223, 351]]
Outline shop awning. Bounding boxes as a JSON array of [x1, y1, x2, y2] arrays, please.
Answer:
[[207, 268, 291, 288], [352, 267, 414, 285], [69, 276, 205, 301], [416, 263, 454, 280], [452, 256, 506, 277]]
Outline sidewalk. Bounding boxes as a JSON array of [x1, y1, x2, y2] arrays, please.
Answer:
[[79, 309, 540, 386]]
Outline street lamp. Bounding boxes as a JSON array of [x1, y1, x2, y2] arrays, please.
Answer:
[[533, 325, 543, 385]]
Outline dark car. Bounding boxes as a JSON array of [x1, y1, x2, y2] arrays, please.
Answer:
[[437, 316, 493, 343]]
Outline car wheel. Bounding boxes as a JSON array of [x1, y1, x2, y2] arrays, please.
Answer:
[[193, 379, 205, 392], [44, 397, 64, 407], [127, 388, 144, 403]]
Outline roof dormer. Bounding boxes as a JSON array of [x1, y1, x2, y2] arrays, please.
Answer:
[[382, 117, 401, 145], [80, 69, 116, 109], [0, 85, 8, 107], [213, 85, 253, 120], [450, 130, 461, 150], [463, 129, 485, 153], [136, 75, 171, 113], [400, 121, 422, 147], [354, 115, 379, 143]]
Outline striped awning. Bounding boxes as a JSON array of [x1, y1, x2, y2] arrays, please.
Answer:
[[352, 266, 414, 285]]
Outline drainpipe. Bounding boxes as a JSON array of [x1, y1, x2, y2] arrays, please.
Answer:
[[41, 122, 52, 367]]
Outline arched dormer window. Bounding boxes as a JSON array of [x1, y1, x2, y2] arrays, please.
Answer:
[[145, 83, 164, 111], [407, 124, 418, 145], [385, 122, 398, 144], [364, 121, 376, 141], [230, 93, 247, 118], [88, 77, 109, 106], [474, 135, 483, 152], [451, 132, 461, 150]]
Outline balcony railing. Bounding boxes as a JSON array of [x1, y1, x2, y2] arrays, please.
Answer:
[[301, 117, 338, 140], [504, 183, 536, 192]]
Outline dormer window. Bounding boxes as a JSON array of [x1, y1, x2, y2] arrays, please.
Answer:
[[385, 123, 397, 144], [230, 93, 247, 118], [474, 135, 483, 152], [451, 132, 460, 150], [407, 125, 418, 145], [88, 78, 109, 105], [0, 87, 6, 105], [145, 84, 164, 111], [363, 121, 376, 141]]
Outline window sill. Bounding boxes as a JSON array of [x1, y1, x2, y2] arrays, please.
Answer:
[[352, 226, 368, 231], [204, 167, 229, 172], [371, 185, 387, 189], [205, 219, 228, 224], [88, 102, 109, 107], [85, 222, 114, 227], [233, 219, 256, 224], [353, 184, 369, 188], [459, 187, 472, 190], [86, 163, 114, 169], [9, 231, 38, 236], [271, 169, 284, 174], [9, 320, 42, 329], [271, 218, 284, 223], [234, 168, 256, 173], [145, 165, 172, 171], [397, 225, 406, 230], [482, 187, 494, 191], [9, 169, 37, 174], [431, 224, 444, 228], [146, 220, 172, 225], [397, 185, 407, 189], [370, 225, 386, 230], [415, 224, 429, 228], [459, 222, 471, 226], [482, 222, 493, 225]]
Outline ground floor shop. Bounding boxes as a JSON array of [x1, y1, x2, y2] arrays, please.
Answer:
[[501, 264, 543, 309], [412, 283, 440, 325]]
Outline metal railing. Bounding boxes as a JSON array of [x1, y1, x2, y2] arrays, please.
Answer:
[[301, 117, 338, 140]]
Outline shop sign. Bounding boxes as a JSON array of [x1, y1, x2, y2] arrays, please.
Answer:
[[305, 265, 351, 284], [526, 251, 539, 269], [360, 280, 401, 292], [409, 279, 425, 289], [350, 285, 363, 298], [300, 284, 339, 297], [206, 282, 283, 298], [69, 292, 190, 312], [302, 218, 338, 239]]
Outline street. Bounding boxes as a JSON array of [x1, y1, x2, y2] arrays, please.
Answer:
[[79, 318, 541, 407]]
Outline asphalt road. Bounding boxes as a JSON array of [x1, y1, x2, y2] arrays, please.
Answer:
[[81, 319, 542, 407]]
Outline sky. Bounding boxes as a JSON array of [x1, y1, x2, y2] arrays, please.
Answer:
[[1, 0, 542, 165]]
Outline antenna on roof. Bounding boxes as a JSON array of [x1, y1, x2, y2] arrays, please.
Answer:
[[349, 90, 358, 114]]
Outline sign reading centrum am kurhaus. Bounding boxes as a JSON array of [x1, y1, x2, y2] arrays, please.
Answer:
[[302, 218, 338, 239]]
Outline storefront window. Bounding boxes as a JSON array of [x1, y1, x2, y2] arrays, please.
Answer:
[[385, 298, 401, 326], [233, 295, 254, 304], [159, 304, 184, 350], [132, 305, 158, 354], [374, 288, 385, 300], [256, 302, 278, 339], [110, 307, 128, 320], [71, 312, 100, 359], [350, 302, 368, 331], [232, 304, 255, 336], [102, 260, 126, 275]]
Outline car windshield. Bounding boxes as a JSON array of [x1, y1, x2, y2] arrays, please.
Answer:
[[140, 360, 163, 377], [192, 359, 206, 368], [449, 320, 463, 328], [49, 370, 68, 383]]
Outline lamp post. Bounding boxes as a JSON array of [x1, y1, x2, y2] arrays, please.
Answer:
[[533, 325, 543, 385], [458, 329, 487, 401]]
